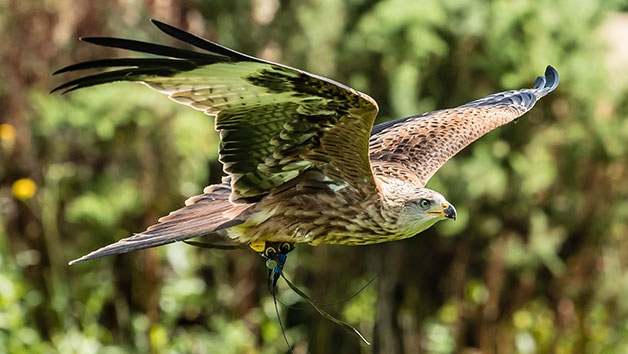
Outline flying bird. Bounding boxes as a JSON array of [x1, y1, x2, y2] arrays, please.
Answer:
[[53, 20, 559, 265]]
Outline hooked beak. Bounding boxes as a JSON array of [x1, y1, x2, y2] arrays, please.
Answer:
[[443, 203, 457, 220], [427, 202, 457, 220]]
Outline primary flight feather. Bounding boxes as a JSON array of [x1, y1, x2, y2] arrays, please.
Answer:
[[53, 20, 559, 264]]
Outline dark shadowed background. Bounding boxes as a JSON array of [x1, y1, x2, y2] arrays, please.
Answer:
[[2, 0, 628, 353]]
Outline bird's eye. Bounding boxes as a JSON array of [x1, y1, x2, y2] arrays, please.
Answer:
[[418, 199, 430, 210]]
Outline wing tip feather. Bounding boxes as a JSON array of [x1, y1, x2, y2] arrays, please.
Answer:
[[532, 65, 559, 100], [543, 65, 559, 91], [533, 75, 546, 89], [150, 18, 176, 33]]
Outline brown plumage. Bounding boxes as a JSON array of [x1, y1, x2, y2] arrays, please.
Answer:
[[52, 20, 559, 264]]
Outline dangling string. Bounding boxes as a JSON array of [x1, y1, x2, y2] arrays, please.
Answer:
[[268, 268, 295, 354], [184, 240, 371, 346], [276, 273, 379, 310], [280, 272, 371, 346]]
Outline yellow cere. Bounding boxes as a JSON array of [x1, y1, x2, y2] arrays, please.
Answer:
[[12, 178, 37, 200]]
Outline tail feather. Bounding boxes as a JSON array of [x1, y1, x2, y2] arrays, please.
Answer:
[[68, 184, 251, 265]]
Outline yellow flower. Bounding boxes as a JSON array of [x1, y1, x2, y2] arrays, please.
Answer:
[[0, 124, 16, 142], [12, 178, 37, 200]]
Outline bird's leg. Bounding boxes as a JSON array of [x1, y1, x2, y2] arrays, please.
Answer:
[[250, 241, 295, 291]]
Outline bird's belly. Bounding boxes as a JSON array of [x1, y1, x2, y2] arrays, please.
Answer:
[[224, 188, 406, 245], [225, 208, 405, 246]]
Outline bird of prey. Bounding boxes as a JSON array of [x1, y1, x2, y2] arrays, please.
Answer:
[[54, 20, 559, 266]]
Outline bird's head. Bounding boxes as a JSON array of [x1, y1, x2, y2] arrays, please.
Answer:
[[396, 187, 456, 236]]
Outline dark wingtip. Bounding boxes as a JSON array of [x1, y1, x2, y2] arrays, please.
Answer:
[[49, 84, 69, 94], [78, 36, 100, 44], [79, 37, 107, 45], [52, 64, 82, 76], [529, 65, 558, 100], [544, 65, 559, 91], [150, 19, 184, 39], [50, 37, 97, 77], [533, 75, 546, 89], [150, 18, 167, 28], [147, 18, 260, 63], [49, 85, 75, 95]]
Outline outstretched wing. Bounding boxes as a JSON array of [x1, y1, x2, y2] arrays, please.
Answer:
[[369, 66, 559, 187], [53, 20, 380, 203]]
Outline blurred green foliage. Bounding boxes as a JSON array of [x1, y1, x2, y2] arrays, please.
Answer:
[[2, 0, 628, 353]]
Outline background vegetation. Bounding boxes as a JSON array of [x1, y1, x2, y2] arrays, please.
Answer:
[[2, 0, 628, 353]]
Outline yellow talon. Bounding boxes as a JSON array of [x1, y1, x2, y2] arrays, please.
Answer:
[[250, 241, 266, 252]]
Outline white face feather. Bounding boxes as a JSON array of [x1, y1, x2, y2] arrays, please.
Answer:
[[399, 189, 450, 235], [378, 181, 454, 237]]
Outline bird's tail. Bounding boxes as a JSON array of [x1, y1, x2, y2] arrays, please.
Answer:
[[68, 184, 251, 265]]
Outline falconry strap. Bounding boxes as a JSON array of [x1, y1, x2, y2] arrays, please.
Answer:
[[250, 241, 295, 277], [251, 241, 371, 346]]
